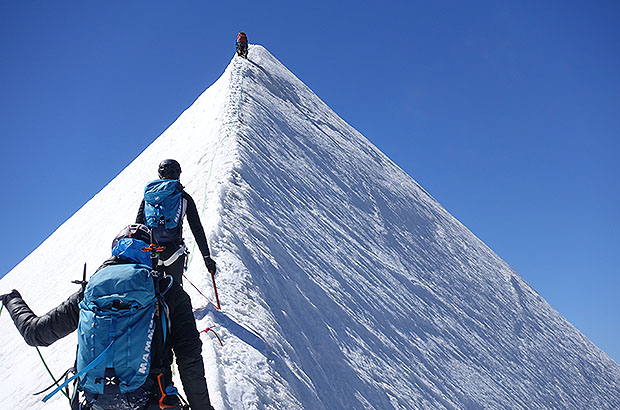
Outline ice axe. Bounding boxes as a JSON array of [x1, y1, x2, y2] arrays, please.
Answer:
[[210, 269, 221, 310]]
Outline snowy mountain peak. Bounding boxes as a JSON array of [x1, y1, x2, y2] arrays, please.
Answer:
[[2, 45, 620, 409]]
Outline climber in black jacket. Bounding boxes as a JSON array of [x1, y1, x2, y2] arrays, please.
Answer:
[[136, 159, 216, 285], [0, 225, 216, 410]]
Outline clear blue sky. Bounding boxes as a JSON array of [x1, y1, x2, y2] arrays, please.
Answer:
[[1, 2, 618, 363]]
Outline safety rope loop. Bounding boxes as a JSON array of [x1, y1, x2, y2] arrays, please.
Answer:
[[32, 367, 73, 397], [34, 353, 71, 400], [158, 274, 174, 295], [151, 272, 171, 348], [199, 325, 223, 347]]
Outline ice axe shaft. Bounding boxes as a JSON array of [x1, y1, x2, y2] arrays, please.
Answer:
[[210, 270, 221, 310]]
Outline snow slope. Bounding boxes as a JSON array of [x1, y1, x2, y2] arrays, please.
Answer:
[[1, 45, 619, 409]]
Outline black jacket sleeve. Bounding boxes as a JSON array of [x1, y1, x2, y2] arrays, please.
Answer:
[[3, 290, 81, 347], [183, 192, 211, 258], [167, 284, 214, 410], [136, 199, 146, 224]]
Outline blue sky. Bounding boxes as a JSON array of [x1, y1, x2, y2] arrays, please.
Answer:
[[1, 1, 618, 363]]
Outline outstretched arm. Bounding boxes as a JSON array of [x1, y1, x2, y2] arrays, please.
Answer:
[[2, 290, 81, 347], [136, 199, 146, 224]]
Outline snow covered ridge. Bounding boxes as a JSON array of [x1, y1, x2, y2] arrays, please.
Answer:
[[1, 45, 619, 409]]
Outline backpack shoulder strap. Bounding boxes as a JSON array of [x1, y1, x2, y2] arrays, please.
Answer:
[[148, 274, 172, 373]]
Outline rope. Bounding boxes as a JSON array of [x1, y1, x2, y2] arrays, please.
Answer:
[[36, 347, 71, 400], [183, 273, 218, 309], [0, 302, 71, 401], [199, 325, 224, 347]]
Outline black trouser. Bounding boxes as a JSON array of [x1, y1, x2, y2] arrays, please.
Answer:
[[80, 399, 184, 410], [80, 373, 187, 410]]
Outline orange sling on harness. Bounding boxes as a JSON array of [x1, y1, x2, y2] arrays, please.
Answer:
[[157, 373, 177, 409]]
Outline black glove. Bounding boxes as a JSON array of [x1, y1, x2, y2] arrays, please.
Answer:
[[204, 256, 216, 274], [0, 289, 21, 306]]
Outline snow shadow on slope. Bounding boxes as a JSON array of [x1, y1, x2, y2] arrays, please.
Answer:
[[194, 301, 327, 409], [194, 304, 269, 355]]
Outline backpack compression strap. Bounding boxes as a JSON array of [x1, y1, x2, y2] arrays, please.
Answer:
[[42, 339, 115, 402], [44, 314, 119, 402]]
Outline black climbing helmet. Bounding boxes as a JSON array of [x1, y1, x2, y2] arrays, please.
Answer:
[[158, 159, 182, 180], [111, 224, 151, 250]]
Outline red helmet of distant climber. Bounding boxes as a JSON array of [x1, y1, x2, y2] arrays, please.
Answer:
[[237, 32, 247, 43]]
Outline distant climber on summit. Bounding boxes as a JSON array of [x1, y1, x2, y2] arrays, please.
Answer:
[[136, 159, 217, 285], [236, 31, 248, 58]]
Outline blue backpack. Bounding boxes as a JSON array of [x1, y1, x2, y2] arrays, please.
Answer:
[[144, 179, 184, 243], [43, 239, 169, 404], [77, 263, 160, 394]]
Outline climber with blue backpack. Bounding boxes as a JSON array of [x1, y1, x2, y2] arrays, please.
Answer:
[[0, 224, 216, 410], [136, 159, 216, 286]]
